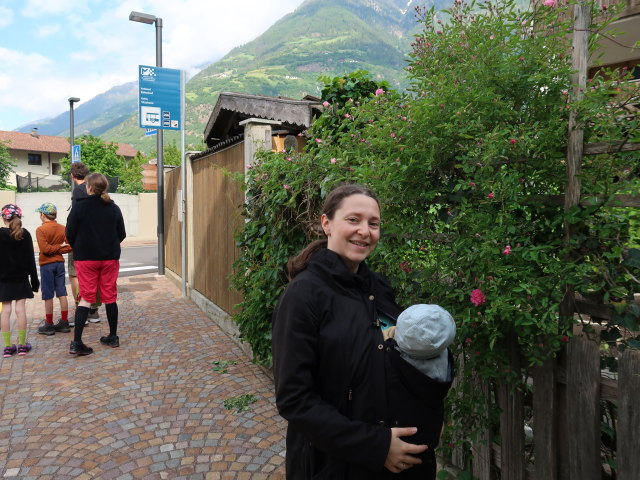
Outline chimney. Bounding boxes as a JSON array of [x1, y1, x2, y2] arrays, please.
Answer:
[[31, 128, 39, 138]]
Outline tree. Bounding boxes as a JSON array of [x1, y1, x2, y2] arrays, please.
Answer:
[[0, 141, 16, 189], [117, 151, 148, 194], [60, 135, 124, 179]]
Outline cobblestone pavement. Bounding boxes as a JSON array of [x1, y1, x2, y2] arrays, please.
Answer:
[[0, 274, 286, 479]]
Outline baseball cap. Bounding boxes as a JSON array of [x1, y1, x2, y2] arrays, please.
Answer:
[[35, 202, 57, 215]]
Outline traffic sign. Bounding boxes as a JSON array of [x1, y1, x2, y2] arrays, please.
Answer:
[[72, 145, 81, 163], [138, 65, 181, 130], [145, 128, 158, 136]]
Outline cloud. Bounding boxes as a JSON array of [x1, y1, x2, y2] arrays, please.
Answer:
[[21, 0, 90, 17], [35, 24, 61, 37], [0, 0, 307, 130], [0, 6, 14, 28]]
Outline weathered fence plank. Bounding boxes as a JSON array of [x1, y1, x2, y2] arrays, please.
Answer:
[[522, 194, 640, 208], [583, 140, 640, 155], [471, 376, 491, 480], [451, 354, 466, 472], [533, 355, 557, 480], [498, 332, 525, 480], [617, 349, 640, 479], [566, 335, 601, 480]]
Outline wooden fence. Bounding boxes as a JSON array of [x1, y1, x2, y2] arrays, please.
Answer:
[[190, 142, 244, 314], [450, 338, 640, 480]]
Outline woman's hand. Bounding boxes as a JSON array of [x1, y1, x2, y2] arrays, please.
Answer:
[[384, 427, 428, 474]]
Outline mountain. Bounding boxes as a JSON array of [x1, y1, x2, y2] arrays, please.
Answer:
[[19, 0, 448, 153], [105, 0, 442, 153], [15, 82, 138, 138]]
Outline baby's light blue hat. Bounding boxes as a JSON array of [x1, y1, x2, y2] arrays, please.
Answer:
[[395, 304, 456, 360]]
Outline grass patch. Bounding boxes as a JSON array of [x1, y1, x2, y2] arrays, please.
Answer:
[[223, 394, 257, 413]]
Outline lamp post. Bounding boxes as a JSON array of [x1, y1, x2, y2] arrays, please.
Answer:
[[129, 10, 165, 275], [68, 97, 80, 160]]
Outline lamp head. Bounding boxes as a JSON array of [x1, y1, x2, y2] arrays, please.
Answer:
[[68, 97, 80, 104], [129, 11, 156, 24]]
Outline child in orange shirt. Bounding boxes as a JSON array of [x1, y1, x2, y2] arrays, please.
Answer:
[[35, 203, 72, 335]]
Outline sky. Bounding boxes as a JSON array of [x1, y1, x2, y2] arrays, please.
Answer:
[[0, 0, 306, 131]]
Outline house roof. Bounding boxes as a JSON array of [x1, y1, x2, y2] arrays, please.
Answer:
[[0, 130, 137, 158], [203, 92, 322, 148]]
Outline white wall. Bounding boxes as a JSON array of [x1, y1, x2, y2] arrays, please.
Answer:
[[9, 192, 157, 240]]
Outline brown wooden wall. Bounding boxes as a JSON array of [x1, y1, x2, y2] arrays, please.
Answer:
[[164, 167, 182, 276], [191, 142, 244, 314]]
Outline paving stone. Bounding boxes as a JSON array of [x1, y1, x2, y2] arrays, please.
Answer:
[[0, 273, 286, 478]]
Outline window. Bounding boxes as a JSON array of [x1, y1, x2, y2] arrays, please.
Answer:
[[28, 153, 42, 165], [51, 163, 61, 175]]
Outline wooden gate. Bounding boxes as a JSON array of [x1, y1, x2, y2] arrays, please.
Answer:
[[164, 167, 182, 276]]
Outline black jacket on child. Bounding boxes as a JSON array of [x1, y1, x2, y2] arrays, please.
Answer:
[[66, 195, 126, 261], [273, 248, 407, 480], [384, 340, 454, 480], [0, 227, 39, 288]]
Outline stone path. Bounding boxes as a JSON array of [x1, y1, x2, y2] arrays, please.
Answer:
[[0, 274, 286, 479]]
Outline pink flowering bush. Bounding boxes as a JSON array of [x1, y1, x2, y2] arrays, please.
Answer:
[[232, 0, 639, 464]]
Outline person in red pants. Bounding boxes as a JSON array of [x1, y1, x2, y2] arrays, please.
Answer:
[[66, 173, 126, 356]]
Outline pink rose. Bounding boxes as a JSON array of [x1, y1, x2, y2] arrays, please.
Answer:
[[283, 184, 291, 190], [509, 138, 517, 145], [330, 158, 337, 164], [315, 138, 322, 143], [322, 101, 330, 107], [374, 88, 385, 96], [487, 192, 495, 199], [502, 245, 512, 255], [470, 289, 486, 307], [543, 0, 557, 6]]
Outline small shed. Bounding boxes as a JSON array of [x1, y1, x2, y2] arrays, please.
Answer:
[[200, 92, 322, 155]]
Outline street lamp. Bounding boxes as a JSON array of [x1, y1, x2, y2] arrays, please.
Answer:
[[68, 97, 80, 160], [129, 10, 165, 275]]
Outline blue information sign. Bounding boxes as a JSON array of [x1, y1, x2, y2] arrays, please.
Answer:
[[72, 145, 81, 163], [138, 65, 181, 131]]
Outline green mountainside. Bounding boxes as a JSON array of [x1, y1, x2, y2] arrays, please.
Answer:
[[18, 0, 451, 154], [104, 0, 443, 153], [14, 82, 138, 138]]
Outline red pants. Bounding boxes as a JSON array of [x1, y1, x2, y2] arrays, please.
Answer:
[[75, 260, 119, 304]]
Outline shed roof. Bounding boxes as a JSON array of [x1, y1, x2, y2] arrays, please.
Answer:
[[203, 92, 322, 148], [0, 130, 137, 158]]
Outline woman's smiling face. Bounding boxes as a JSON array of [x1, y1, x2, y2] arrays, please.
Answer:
[[321, 194, 381, 273]]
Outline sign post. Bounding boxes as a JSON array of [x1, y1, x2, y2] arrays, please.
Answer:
[[138, 65, 181, 130], [137, 64, 182, 280], [71, 145, 81, 163]]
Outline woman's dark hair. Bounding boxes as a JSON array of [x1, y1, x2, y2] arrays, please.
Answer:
[[287, 184, 379, 279], [86, 173, 111, 203]]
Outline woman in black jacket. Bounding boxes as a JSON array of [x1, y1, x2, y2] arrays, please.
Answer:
[[272, 184, 428, 479], [66, 173, 126, 356]]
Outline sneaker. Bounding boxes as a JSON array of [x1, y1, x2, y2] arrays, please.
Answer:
[[54, 320, 70, 333], [87, 309, 101, 323], [17, 343, 32, 356], [37, 322, 56, 336], [69, 341, 94, 356], [100, 335, 120, 348], [3, 345, 17, 358]]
